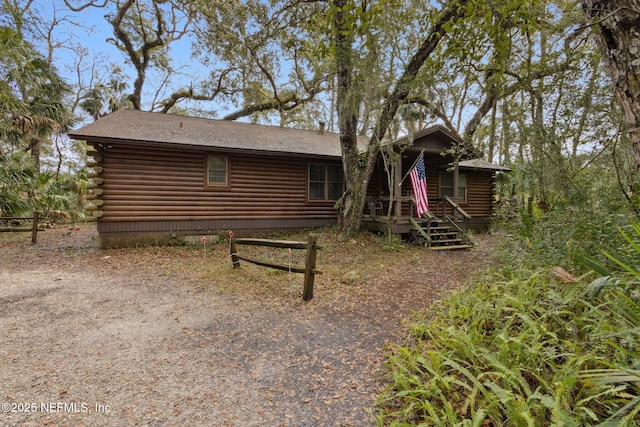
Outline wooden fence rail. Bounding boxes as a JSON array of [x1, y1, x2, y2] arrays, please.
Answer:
[[228, 232, 321, 301], [0, 211, 41, 244]]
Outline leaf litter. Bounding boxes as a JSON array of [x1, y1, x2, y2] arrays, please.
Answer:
[[0, 224, 495, 426]]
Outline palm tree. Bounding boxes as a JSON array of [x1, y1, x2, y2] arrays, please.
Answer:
[[0, 151, 37, 216], [1, 26, 78, 219], [0, 26, 74, 171]]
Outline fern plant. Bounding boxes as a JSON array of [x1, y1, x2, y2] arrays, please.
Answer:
[[578, 224, 640, 426], [375, 263, 640, 426]]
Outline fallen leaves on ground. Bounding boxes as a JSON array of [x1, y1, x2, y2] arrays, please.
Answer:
[[0, 224, 496, 426]]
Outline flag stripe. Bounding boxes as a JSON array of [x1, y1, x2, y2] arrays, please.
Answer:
[[410, 155, 429, 218]]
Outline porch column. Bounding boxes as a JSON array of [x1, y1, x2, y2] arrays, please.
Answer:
[[453, 160, 459, 200], [452, 160, 459, 221], [394, 155, 402, 217]]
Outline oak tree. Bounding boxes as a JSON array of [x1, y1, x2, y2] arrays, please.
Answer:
[[580, 0, 640, 170]]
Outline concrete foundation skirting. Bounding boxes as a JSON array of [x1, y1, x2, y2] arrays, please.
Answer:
[[96, 218, 337, 248]]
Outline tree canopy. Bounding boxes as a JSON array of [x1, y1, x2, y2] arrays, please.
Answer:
[[1, 0, 638, 231]]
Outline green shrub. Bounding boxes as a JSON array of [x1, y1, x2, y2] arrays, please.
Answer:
[[0, 152, 83, 221], [375, 266, 638, 426], [577, 225, 640, 425], [0, 152, 37, 216]]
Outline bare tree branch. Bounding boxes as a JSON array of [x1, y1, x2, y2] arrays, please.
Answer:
[[404, 97, 457, 132], [62, 0, 107, 12], [369, 0, 471, 152], [222, 86, 321, 121], [462, 61, 574, 142], [106, 0, 194, 110]]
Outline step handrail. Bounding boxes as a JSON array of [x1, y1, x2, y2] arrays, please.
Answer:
[[409, 196, 437, 221], [443, 196, 474, 247], [444, 215, 465, 234], [444, 196, 471, 220], [409, 216, 432, 247]]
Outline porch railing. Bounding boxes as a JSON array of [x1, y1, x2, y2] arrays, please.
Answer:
[[365, 195, 471, 237], [365, 196, 470, 223], [440, 196, 472, 245], [365, 196, 414, 219]]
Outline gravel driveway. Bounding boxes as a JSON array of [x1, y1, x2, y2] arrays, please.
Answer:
[[0, 225, 495, 426]]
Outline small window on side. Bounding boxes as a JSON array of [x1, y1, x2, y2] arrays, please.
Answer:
[[207, 155, 228, 186], [439, 172, 467, 202]]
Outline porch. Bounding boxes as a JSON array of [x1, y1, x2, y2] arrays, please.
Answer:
[[362, 195, 474, 250], [360, 125, 507, 249]]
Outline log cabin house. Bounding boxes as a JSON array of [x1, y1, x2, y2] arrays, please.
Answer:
[[68, 109, 509, 248]]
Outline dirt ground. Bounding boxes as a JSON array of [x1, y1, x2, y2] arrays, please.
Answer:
[[0, 224, 496, 426]]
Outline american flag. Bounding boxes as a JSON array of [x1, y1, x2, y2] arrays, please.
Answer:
[[410, 154, 429, 218]]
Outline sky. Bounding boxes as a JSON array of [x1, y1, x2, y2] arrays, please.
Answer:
[[33, 1, 218, 122], [3, 1, 217, 172]]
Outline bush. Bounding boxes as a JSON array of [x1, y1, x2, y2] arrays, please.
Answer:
[[579, 224, 640, 425], [0, 152, 37, 216], [375, 267, 638, 426], [493, 193, 636, 274], [375, 224, 640, 426]]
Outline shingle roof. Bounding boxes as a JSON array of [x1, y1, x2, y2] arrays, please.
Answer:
[[459, 158, 512, 171], [68, 109, 353, 158], [69, 110, 509, 171]]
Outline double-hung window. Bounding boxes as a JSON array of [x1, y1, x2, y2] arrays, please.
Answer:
[[308, 164, 343, 201], [439, 172, 467, 202], [207, 155, 228, 187]]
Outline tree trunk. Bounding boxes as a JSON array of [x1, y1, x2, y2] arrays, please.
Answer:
[[488, 97, 497, 162], [581, 1, 640, 168], [335, 0, 471, 235], [332, 0, 362, 235], [24, 137, 41, 172], [341, 175, 369, 235]]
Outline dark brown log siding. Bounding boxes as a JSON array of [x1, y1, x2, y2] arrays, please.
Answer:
[[464, 171, 493, 218], [97, 143, 340, 225], [367, 161, 496, 219]]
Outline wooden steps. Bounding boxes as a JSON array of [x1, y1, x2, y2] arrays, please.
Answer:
[[409, 216, 473, 250], [430, 244, 474, 251]]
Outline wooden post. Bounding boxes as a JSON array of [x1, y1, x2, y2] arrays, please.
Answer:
[[302, 234, 318, 301], [230, 239, 240, 268], [31, 211, 40, 244], [452, 161, 459, 222]]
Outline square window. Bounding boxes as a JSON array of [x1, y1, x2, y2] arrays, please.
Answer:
[[328, 182, 343, 200], [309, 182, 326, 200], [327, 165, 343, 182], [439, 172, 466, 202], [308, 163, 343, 201], [309, 164, 325, 182]]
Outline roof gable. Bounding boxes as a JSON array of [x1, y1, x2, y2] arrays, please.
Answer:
[[390, 125, 480, 159]]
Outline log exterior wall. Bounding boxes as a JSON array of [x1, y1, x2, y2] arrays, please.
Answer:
[[90, 142, 341, 247], [413, 170, 495, 223]]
